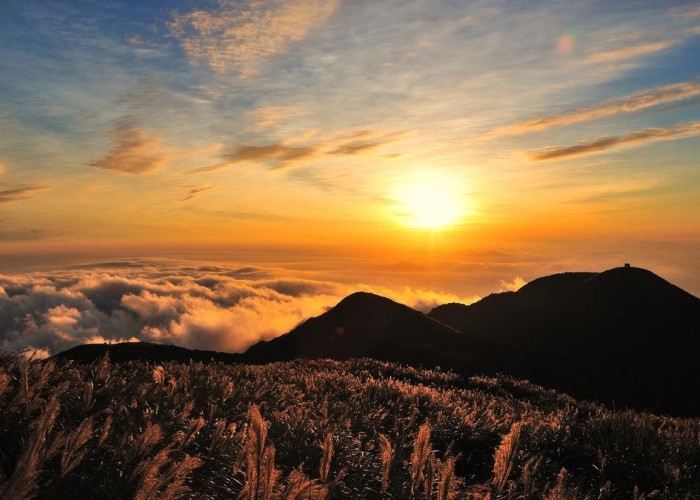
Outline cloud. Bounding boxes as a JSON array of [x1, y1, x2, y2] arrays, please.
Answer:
[[0, 229, 44, 241], [500, 277, 526, 292], [169, 0, 340, 77], [0, 261, 471, 356], [222, 143, 317, 169], [584, 40, 679, 64], [180, 184, 214, 202], [668, 4, 700, 19], [87, 80, 177, 174], [527, 120, 700, 161], [191, 129, 405, 174], [328, 143, 383, 155], [89, 118, 168, 174], [364, 286, 480, 313], [0, 185, 50, 204], [247, 106, 301, 132], [328, 133, 401, 155], [492, 79, 700, 136], [189, 143, 317, 173]]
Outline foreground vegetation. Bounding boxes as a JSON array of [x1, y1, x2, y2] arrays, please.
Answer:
[[1, 352, 699, 499]]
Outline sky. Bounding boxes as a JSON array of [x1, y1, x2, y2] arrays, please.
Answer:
[[1, 0, 700, 355]]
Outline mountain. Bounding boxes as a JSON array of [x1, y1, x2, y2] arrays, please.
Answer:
[[53, 266, 700, 416], [242, 291, 512, 371], [50, 292, 505, 372], [429, 266, 700, 416], [53, 292, 526, 374], [53, 341, 243, 365]]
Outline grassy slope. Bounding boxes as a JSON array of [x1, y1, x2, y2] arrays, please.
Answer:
[[0, 353, 699, 499]]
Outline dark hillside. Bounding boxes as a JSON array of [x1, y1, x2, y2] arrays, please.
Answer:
[[244, 292, 460, 361], [242, 291, 522, 372], [429, 266, 700, 416], [53, 341, 243, 365]]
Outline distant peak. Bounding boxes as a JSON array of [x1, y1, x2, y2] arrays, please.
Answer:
[[343, 291, 382, 300], [586, 265, 689, 294], [591, 266, 665, 283], [601, 265, 653, 274], [337, 291, 400, 307], [518, 272, 595, 294]]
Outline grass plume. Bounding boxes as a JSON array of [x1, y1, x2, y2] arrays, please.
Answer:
[[492, 421, 522, 493], [408, 420, 433, 498], [378, 433, 394, 492]]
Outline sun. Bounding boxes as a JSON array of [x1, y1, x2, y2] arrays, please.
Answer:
[[393, 177, 465, 229]]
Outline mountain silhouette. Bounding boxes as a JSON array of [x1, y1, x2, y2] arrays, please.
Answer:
[[53, 266, 700, 416], [429, 266, 700, 416], [54, 292, 521, 373], [53, 341, 242, 365], [242, 291, 507, 370]]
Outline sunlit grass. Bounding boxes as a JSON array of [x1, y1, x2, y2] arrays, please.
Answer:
[[0, 353, 699, 498]]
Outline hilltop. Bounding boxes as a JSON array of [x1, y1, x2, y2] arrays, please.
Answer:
[[429, 266, 700, 415], [242, 291, 521, 372]]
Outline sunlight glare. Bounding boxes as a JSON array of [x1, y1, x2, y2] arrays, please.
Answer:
[[393, 176, 465, 229]]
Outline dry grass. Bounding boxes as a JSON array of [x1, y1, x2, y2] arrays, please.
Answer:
[[492, 421, 522, 493], [378, 433, 393, 493], [0, 354, 699, 498], [408, 420, 433, 498]]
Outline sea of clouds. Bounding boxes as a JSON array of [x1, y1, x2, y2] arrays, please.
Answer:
[[0, 260, 476, 358]]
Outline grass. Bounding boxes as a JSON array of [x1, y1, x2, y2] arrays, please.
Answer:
[[0, 352, 699, 498]]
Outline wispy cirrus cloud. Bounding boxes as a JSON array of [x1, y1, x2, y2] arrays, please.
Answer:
[[327, 131, 406, 155], [223, 143, 317, 169], [492, 79, 700, 137], [328, 142, 387, 155], [0, 185, 50, 204], [89, 117, 168, 175], [247, 106, 302, 132], [179, 184, 214, 202], [190, 143, 317, 174], [169, 0, 340, 77], [668, 4, 700, 19], [527, 120, 700, 161], [190, 129, 406, 174], [584, 40, 679, 64]]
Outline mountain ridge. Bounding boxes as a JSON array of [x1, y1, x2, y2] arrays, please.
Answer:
[[53, 266, 700, 416], [428, 265, 700, 415], [53, 341, 243, 365]]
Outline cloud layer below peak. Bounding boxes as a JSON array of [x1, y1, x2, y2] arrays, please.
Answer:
[[0, 261, 474, 358]]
